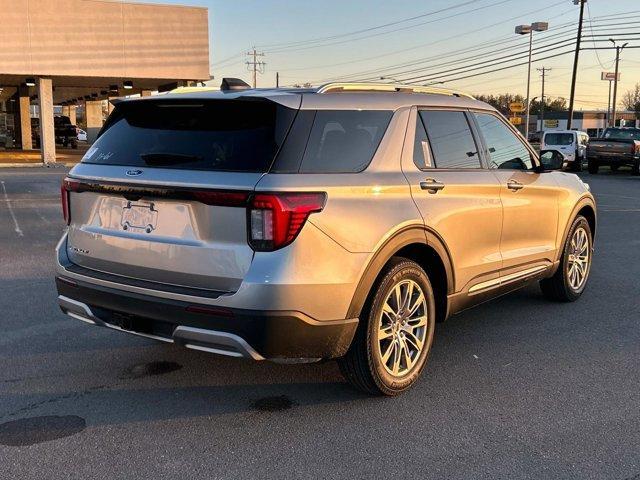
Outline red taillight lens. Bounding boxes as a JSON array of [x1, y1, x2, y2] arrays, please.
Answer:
[[248, 192, 326, 251], [61, 178, 81, 225]]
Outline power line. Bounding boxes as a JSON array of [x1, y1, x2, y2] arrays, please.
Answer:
[[304, 12, 639, 85], [264, 0, 521, 54], [256, 0, 481, 50]]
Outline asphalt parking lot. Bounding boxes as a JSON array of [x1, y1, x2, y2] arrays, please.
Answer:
[[1, 167, 639, 480]]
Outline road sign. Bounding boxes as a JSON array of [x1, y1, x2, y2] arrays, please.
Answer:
[[509, 102, 525, 113], [601, 72, 621, 81], [509, 116, 523, 125], [544, 119, 559, 128]]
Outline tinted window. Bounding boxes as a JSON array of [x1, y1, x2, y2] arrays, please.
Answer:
[[544, 133, 574, 145], [299, 110, 392, 173], [82, 100, 296, 172], [604, 128, 640, 141], [419, 110, 480, 169], [413, 115, 433, 169], [474, 113, 533, 170]]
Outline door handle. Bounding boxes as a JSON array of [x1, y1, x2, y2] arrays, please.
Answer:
[[420, 178, 445, 194], [507, 180, 524, 191]]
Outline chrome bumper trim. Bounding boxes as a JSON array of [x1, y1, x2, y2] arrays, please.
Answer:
[[58, 295, 264, 360]]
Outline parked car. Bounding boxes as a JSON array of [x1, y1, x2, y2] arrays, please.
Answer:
[[587, 127, 640, 174], [541, 130, 589, 172], [31, 115, 79, 149], [528, 130, 543, 144], [55, 80, 596, 396], [77, 128, 87, 142]]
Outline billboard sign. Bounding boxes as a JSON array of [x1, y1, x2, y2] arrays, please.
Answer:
[[601, 72, 621, 81]]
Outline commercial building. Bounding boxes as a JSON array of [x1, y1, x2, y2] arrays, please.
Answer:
[[537, 111, 639, 137], [0, 0, 210, 163]]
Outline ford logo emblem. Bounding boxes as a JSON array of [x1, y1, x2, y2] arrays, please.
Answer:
[[126, 169, 143, 176]]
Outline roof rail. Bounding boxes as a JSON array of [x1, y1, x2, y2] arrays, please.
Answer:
[[316, 82, 475, 99]]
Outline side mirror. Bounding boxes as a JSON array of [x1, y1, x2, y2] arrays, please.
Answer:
[[539, 149, 567, 171]]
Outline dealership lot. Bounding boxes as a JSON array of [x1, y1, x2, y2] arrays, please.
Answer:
[[1, 167, 639, 479]]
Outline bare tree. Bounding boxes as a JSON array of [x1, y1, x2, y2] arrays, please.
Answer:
[[621, 83, 640, 119]]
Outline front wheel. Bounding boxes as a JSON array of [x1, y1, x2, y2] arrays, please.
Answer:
[[540, 215, 593, 302], [588, 159, 599, 174], [338, 258, 436, 396], [632, 160, 640, 176]]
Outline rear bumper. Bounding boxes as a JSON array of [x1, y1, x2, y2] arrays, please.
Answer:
[[56, 276, 358, 361], [587, 153, 639, 165]]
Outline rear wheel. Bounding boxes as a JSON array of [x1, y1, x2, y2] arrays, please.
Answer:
[[338, 257, 436, 396], [632, 160, 640, 176], [540, 215, 592, 302], [588, 159, 599, 174]]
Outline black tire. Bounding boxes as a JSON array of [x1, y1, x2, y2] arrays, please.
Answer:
[[632, 160, 640, 176], [338, 257, 436, 396], [572, 159, 583, 172], [610, 165, 620, 172], [540, 215, 592, 302], [587, 158, 599, 174]]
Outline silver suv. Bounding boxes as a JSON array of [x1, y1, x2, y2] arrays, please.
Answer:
[[56, 81, 596, 395]]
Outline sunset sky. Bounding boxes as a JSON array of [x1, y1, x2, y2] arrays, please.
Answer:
[[141, 0, 640, 110]]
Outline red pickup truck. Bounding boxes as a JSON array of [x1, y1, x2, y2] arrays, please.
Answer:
[[587, 127, 640, 174]]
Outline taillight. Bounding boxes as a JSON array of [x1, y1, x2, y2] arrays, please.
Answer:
[[61, 178, 81, 225], [192, 191, 248, 207], [634, 142, 640, 154], [248, 192, 326, 251]]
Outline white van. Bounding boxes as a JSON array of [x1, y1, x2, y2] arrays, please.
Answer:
[[541, 130, 589, 171]]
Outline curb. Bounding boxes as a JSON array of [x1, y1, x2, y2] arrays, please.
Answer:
[[0, 162, 76, 168]]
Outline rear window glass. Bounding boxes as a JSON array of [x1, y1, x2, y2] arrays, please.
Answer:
[[298, 110, 393, 173], [544, 133, 574, 145], [604, 128, 640, 141], [419, 110, 480, 169], [82, 100, 296, 172]]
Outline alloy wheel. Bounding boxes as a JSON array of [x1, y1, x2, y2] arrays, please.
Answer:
[[567, 226, 590, 291], [377, 279, 429, 377]]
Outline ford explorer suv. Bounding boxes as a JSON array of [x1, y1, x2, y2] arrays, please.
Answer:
[[587, 127, 640, 174], [56, 80, 596, 396]]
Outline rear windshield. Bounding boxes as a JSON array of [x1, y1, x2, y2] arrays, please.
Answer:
[[544, 133, 573, 145], [82, 99, 296, 172], [603, 128, 640, 141]]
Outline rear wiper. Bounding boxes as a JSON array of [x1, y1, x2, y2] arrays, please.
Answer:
[[140, 153, 203, 166]]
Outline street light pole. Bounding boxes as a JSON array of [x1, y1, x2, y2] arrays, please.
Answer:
[[525, 29, 533, 139], [610, 39, 628, 127], [516, 22, 548, 139]]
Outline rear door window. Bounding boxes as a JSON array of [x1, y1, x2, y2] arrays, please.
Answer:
[[544, 133, 574, 146], [298, 110, 392, 173], [82, 99, 296, 172], [419, 110, 481, 169]]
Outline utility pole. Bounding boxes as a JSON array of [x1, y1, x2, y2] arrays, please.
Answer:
[[610, 40, 628, 127], [537, 67, 551, 131], [276, 72, 279, 88], [245, 47, 265, 88], [567, 0, 586, 131]]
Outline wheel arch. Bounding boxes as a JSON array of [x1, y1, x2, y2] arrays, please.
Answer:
[[557, 196, 597, 265], [346, 227, 454, 323]]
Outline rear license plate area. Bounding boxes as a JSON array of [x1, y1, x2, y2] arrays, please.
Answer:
[[121, 201, 158, 234]]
